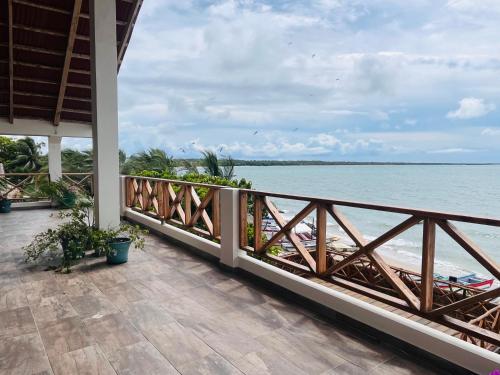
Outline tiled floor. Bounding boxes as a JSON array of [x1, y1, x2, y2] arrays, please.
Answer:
[[0, 209, 449, 374]]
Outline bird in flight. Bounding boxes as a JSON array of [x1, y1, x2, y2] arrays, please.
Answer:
[[179, 147, 185, 153], [219, 146, 224, 152], [311, 53, 316, 58], [293, 127, 299, 131], [288, 41, 293, 46], [253, 130, 259, 135]]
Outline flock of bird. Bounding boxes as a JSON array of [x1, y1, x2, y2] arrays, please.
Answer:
[[175, 45, 340, 155]]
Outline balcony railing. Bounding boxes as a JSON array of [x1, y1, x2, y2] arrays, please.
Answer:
[[0, 172, 93, 202], [125, 176, 221, 241], [123, 175, 500, 351], [239, 189, 500, 350]]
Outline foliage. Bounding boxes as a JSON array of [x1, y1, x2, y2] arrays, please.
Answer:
[[3, 137, 44, 172], [39, 179, 78, 207], [201, 150, 235, 179], [23, 199, 148, 273], [122, 148, 176, 175], [62, 149, 93, 173], [246, 223, 281, 256]]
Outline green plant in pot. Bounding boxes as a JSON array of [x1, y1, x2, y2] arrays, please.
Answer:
[[24, 198, 147, 272], [40, 179, 78, 208], [93, 224, 147, 265]]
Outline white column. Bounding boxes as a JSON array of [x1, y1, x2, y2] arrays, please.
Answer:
[[90, 0, 120, 229], [48, 136, 62, 182], [219, 188, 242, 269]]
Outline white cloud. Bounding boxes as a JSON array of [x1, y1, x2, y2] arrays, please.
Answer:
[[481, 127, 500, 136], [428, 148, 476, 154], [446, 98, 495, 119]]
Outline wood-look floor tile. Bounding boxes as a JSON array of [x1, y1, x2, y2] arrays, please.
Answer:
[[0, 306, 36, 338], [177, 352, 243, 375], [84, 313, 144, 355], [143, 322, 214, 368], [50, 345, 115, 375], [233, 348, 308, 375], [100, 282, 146, 310], [107, 341, 178, 375], [87, 270, 128, 291], [121, 300, 175, 333], [38, 317, 94, 359], [256, 328, 346, 374], [0, 285, 28, 312], [31, 294, 78, 327], [24, 278, 61, 306], [68, 293, 118, 320], [0, 332, 51, 373]]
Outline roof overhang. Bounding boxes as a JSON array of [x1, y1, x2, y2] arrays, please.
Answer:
[[0, 0, 142, 130]]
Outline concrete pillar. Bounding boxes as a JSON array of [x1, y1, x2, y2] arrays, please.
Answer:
[[90, 0, 120, 228], [219, 188, 242, 269], [48, 136, 62, 182]]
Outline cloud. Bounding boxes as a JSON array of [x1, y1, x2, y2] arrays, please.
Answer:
[[481, 127, 500, 136], [446, 98, 495, 119], [428, 148, 477, 154]]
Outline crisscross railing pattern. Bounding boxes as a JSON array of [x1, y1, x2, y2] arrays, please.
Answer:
[[239, 189, 500, 349], [0, 173, 49, 201], [125, 176, 221, 241], [61, 173, 93, 196]]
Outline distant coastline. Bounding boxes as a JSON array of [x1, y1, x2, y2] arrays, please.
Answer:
[[176, 159, 499, 167]]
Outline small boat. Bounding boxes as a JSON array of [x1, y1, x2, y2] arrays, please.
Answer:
[[434, 273, 494, 290]]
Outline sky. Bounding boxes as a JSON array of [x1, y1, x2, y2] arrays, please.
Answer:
[[67, 0, 500, 162]]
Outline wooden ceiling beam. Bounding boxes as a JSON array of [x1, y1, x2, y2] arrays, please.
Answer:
[[0, 22, 89, 41], [54, 0, 83, 125], [8, 0, 14, 123]]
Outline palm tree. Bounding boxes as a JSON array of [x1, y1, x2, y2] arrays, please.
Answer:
[[7, 137, 44, 172], [201, 150, 235, 179], [61, 149, 93, 173], [122, 148, 175, 175]]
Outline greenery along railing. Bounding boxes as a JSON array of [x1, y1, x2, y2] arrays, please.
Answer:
[[239, 189, 500, 350], [125, 176, 223, 241], [0, 173, 50, 201], [0, 173, 93, 202]]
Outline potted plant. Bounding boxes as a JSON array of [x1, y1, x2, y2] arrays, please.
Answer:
[[92, 225, 147, 265], [23, 199, 147, 272], [40, 179, 78, 208], [0, 196, 12, 213]]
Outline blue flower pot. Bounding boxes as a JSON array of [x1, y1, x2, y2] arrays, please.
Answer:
[[106, 238, 132, 265], [0, 199, 12, 214]]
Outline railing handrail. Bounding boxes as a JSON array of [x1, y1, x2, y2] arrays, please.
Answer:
[[1, 172, 49, 176], [125, 175, 224, 190], [239, 188, 500, 227]]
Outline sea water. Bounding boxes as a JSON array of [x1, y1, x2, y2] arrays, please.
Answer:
[[235, 165, 500, 278]]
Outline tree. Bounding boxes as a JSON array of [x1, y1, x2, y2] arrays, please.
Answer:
[[122, 148, 175, 175], [201, 150, 235, 179], [7, 137, 44, 172], [61, 149, 93, 173]]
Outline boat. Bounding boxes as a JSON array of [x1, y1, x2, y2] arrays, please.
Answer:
[[434, 273, 494, 290]]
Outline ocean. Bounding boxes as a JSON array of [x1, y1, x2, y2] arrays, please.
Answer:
[[234, 165, 500, 278]]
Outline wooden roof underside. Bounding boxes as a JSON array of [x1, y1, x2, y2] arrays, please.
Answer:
[[0, 0, 142, 125]]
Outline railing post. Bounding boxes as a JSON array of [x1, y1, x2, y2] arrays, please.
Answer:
[[239, 192, 248, 248], [219, 188, 241, 269], [316, 204, 327, 275], [119, 176, 127, 216], [254, 195, 263, 253], [421, 218, 436, 313]]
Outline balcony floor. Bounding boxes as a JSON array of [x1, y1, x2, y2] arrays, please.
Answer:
[[0, 209, 447, 375]]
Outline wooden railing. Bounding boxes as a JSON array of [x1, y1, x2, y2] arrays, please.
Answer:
[[61, 172, 93, 196], [0, 173, 50, 201], [239, 189, 500, 349], [124, 176, 222, 241], [0, 172, 93, 202]]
